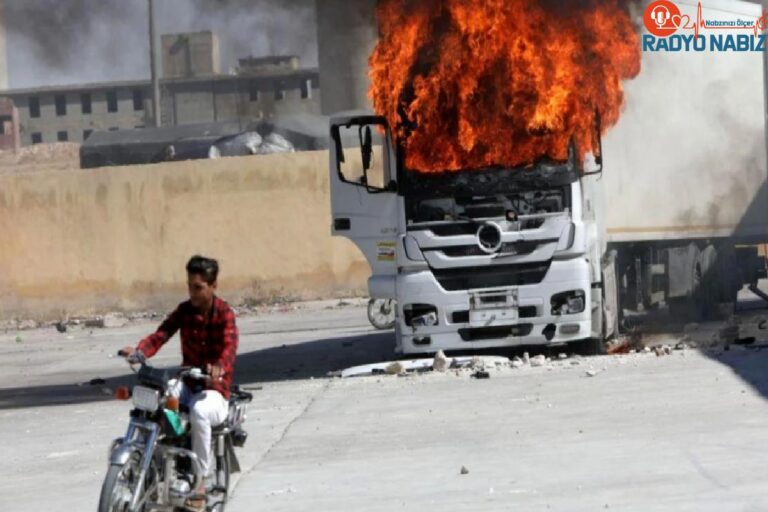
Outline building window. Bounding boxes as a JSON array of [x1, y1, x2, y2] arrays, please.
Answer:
[[55, 95, 67, 116], [301, 79, 312, 100], [81, 93, 92, 114], [107, 90, 118, 113], [31, 132, 42, 144], [249, 83, 260, 102], [133, 89, 144, 111], [109, 127, 119, 131], [83, 129, 93, 141], [29, 97, 40, 118], [57, 130, 68, 142], [274, 84, 285, 101]]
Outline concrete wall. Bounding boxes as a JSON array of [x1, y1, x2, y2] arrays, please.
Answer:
[[0, 151, 369, 320]]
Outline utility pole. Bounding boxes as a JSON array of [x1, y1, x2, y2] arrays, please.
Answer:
[[148, 0, 161, 127]]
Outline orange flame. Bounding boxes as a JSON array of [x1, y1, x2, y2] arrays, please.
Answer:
[[369, 0, 641, 173]]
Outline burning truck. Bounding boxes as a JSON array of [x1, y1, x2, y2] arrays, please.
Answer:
[[330, 0, 768, 354]]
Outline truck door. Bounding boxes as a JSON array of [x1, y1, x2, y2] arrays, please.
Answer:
[[329, 115, 401, 298]]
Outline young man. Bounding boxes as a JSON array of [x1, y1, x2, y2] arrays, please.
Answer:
[[120, 255, 239, 510]]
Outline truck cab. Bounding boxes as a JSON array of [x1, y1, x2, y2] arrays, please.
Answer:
[[330, 113, 618, 355]]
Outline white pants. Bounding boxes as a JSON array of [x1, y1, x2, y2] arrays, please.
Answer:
[[169, 380, 229, 479]]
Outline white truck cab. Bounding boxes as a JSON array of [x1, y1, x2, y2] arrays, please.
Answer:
[[330, 112, 617, 355]]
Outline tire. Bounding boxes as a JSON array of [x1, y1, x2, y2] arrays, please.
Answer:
[[367, 299, 396, 330], [98, 452, 157, 512], [695, 245, 721, 320], [209, 438, 231, 510]]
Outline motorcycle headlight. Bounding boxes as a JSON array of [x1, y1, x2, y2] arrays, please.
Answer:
[[132, 385, 160, 412]]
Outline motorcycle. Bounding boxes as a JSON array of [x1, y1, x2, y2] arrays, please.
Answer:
[[367, 298, 396, 330], [98, 351, 252, 512]]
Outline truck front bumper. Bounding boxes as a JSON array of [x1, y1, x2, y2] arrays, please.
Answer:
[[396, 258, 593, 354]]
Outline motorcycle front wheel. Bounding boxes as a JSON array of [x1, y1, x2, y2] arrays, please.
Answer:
[[209, 445, 231, 511], [367, 298, 396, 330], [98, 452, 157, 512]]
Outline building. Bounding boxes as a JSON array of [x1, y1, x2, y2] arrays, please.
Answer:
[[0, 64, 319, 147], [0, 30, 321, 147], [0, 97, 19, 150], [161, 31, 221, 78], [0, 1, 8, 91]]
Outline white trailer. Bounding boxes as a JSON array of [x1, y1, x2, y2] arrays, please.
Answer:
[[330, 0, 768, 354]]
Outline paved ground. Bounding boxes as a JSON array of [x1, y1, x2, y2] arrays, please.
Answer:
[[2, 298, 768, 511]]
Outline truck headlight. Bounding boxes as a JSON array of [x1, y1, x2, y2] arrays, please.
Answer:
[[404, 304, 439, 327], [551, 290, 586, 316]]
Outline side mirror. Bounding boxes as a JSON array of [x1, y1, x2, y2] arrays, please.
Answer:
[[361, 126, 373, 172]]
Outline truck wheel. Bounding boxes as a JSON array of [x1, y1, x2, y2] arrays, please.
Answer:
[[602, 252, 621, 341], [695, 245, 721, 320]]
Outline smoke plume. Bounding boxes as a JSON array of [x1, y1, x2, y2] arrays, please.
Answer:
[[4, 0, 318, 88]]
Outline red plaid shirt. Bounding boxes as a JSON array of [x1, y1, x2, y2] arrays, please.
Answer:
[[137, 296, 239, 398]]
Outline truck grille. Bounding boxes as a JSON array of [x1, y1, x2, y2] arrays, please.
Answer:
[[459, 324, 534, 341], [438, 241, 539, 258], [433, 263, 550, 291]]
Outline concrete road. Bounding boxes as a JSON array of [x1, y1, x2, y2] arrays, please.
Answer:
[[2, 300, 768, 511]]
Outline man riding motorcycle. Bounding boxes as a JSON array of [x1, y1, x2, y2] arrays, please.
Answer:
[[120, 255, 238, 511]]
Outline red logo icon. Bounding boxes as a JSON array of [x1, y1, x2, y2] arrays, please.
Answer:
[[644, 0, 681, 37]]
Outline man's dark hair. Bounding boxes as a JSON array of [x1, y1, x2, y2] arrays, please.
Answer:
[[186, 255, 219, 285]]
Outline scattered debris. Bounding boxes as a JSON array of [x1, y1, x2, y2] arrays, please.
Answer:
[[471, 370, 491, 379], [433, 351, 450, 372], [530, 355, 547, 367], [15, 335, 22, 343], [103, 313, 128, 329], [759, 319, 768, 330], [17, 319, 38, 330], [607, 339, 634, 355], [558, 353, 568, 360], [523, 352, 530, 365], [511, 357, 525, 369], [84, 318, 105, 328], [719, 324, 739, 345], [469, 356, 486, 370], [88, 378, 106, 386], [460, 466, 470, 475], [338, 356, 510, 378], [586, 369, 599, 377], [55, 321, 67, 333], [385, 362, 405, 375]]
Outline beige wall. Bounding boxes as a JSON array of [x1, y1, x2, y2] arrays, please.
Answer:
[[0, 151, 370, 320]]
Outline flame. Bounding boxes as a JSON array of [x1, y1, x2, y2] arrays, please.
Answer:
[[369, 0, 641, 173]]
